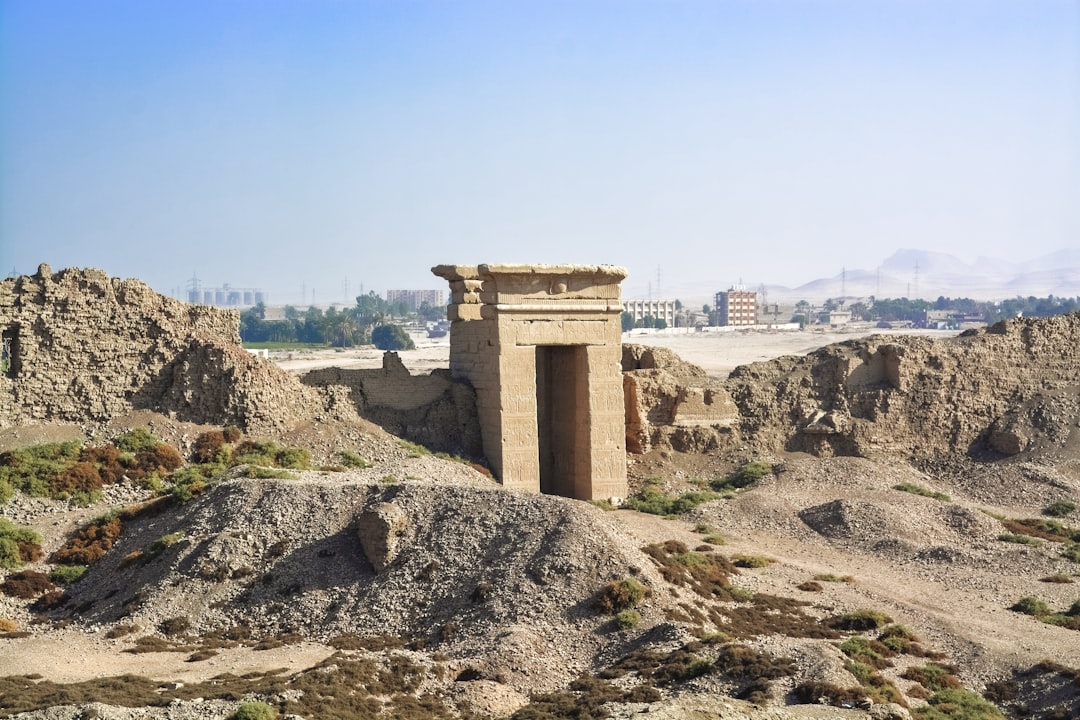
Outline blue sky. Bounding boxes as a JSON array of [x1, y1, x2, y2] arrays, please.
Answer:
[[1, 0, 1077, 304]]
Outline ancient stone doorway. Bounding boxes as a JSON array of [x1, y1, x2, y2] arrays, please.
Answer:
[[432, 264, 628, 501], [535, 345, 588, 498]]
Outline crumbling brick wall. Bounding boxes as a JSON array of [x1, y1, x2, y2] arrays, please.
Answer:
[[301, 352, 483, 459], [0, 264, 325, 432]]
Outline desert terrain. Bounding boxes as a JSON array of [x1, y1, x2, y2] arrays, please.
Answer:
[[1, 267, 1078, 720]]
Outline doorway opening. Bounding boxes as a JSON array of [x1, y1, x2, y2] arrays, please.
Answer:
[[1, 325, 19, 378], [535, 345, 589, 498]]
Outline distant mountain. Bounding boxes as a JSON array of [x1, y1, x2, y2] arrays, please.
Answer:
[[772, 248, 1080, 302]]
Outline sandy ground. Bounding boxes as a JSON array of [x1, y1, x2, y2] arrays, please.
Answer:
[[273, 325, 961, 379]]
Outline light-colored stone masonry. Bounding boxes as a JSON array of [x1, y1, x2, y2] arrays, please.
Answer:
[[0, 264, 325, 433], [432, 264, 628, 501]]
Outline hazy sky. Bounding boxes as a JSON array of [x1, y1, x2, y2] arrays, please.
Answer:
[[1, 0, 1078, 304]]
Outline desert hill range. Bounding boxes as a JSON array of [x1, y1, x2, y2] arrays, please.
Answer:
[[626, 248, 1080, 305], [0, 264, 1079, 720]]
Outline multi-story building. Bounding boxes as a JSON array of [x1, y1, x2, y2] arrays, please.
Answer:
[[385, 289, 445, 312], [716, 286, 758, 326], [622, 299, 676, 328]]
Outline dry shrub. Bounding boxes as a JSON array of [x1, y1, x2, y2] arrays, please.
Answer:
[[1, 570, 57, 599], [713, 644, 795, 680], [105, 624, 139, 639], [794, 681, 866, 705], [30, 590, 67, 612], [798, 580, 824, 592], [0, 618, 18, 632], [643, 540, 737, 600], [594, 577, 647, 613], [132, 444, 184, 477], [158, 616, 191, 637], [50, 515, 123, 565], [80, 445, 124, 484], [191, 431, 226, 464], [827, 609, 892, 631], [17, 541, 42, 563], [51, 461, 103, 496]]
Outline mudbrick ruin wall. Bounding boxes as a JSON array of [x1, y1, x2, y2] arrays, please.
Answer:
[[723, 313, 1080, 460], [301, 352, 483, 459], [0, 264, 325, 433]]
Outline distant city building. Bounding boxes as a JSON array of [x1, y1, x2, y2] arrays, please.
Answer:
[[715, 286, 758, 326], [187, 283, 265, 307], [623, 299, 676, 327], [386, 289, 444, 312]]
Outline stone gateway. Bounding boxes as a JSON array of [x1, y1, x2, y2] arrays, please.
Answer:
[[433, 264, 628, 502]]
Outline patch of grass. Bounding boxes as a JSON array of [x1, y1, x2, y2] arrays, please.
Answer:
[[588, 498, 616, 511], [902, 663, 962, 692], [827, 609, 893, 631], [1012, 596, 1052, 617], [1063, 543, 1080, 563], [229, 702, 277, 720], [998, 533, 1042, 546], [48, 565, 87, 586], [1044, 501, 1077, 518], [243, 466, 296, 479], [840, 636, 894, 669], [712, 461, 773, 492], [231, 440, 310, 470], [814, 573, 855, 583], [623, 484, 719, 516], [1039, 574, 1075, 584], [845, 660, 906, 705], [894, 482, 951, 502], [1001, 517, 1079, 543], [911, 688, 1006, 720], [794, 681, 867, 706], [115, 428, 159, 453], [399, 440, 430, 458], [595, 577, 648, 614], [337, 451, 372, 469], [732, 555, 777, 569]]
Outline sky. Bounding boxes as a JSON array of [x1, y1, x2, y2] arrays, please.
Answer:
[[1, 0, 1078, 305]]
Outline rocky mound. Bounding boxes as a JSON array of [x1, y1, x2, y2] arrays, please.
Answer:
[[726, 313, 1080, 462], [46, 466, 660, 694]]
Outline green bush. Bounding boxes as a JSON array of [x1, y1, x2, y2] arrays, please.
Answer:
[[840, 636, 892, 669], [337, 451, 372, 469], [894, 482, 951, 502], [1011, 596, 1051, 617], [828, 609, 892, 631], [49, 565, 87, 585], [732, 555, 776, 569], [1044, 501, 1077, 518], [371, 324, 415, 351], [614, 609, 641, 629], [911, 687, 1006, 720], [595, 577, 648, 614], [115, 428, 159, 453], [998, 533, 1042, 546], [1063, 543, 1080, 563], [711, 461, 772, 492], [0, 519, 43, 569], [622, 484, 718, 516], [229, 702, 278, 720], [0, 441, 82, 497]]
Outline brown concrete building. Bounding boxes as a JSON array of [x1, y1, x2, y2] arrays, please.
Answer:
[[715, 286, 758, 326]]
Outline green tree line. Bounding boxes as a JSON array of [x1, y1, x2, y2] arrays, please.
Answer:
[[239, 292, 442, 349]]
